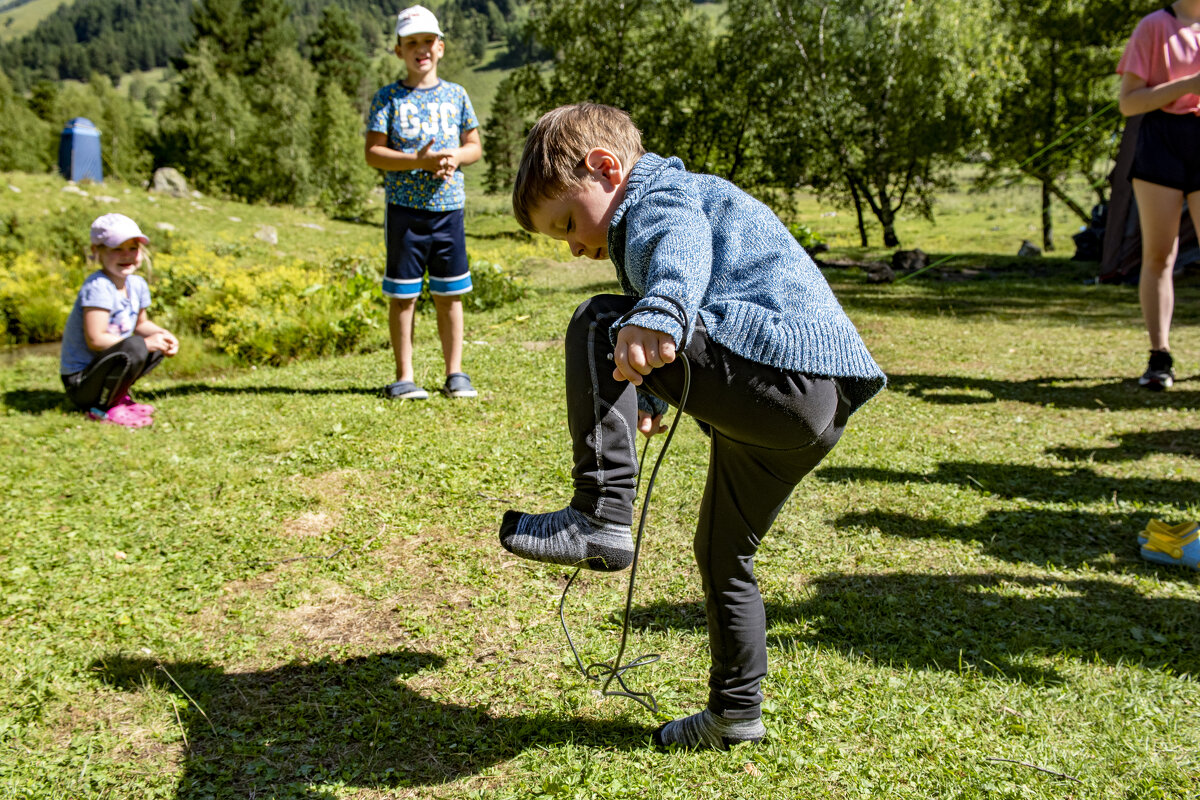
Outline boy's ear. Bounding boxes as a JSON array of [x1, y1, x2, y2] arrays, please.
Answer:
[[583, 148, 624, 189]]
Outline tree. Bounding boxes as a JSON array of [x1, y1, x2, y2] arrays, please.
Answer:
[[981, 0, 1140, 251], [156, 38, 255, 195], [85, 73, 154, 183], [240, 47, 318, 205], [311, 80, 376, 218], [308, 5, 371, 110], [728, 0, 1014, 248], [486, 0, 741, 190], [0, 71, 52, 173]]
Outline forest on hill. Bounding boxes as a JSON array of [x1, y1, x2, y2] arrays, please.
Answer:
[[0, 0, 519, 84], [0, 0, 1151, 251]]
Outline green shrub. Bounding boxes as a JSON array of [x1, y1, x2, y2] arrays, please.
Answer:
[[0, 251, 79, 344], [788, 222, 827, 252]]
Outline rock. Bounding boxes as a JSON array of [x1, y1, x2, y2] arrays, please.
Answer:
[[864, 262, 895, 283], [151, 167, 189, 197], [156, 221, 176, 231], [891, 248, 928, 272], [95, 195, 119, 204], [255, 225, 278, 245], [296, 222, 324, 231], [228, 216, 242, 222], [8, 185, 20, 193], [1018, 240, 1042, 258]]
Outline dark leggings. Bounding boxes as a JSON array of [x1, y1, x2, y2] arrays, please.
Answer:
[[61, 335, 163, 411], [565, 295, 850, 719]]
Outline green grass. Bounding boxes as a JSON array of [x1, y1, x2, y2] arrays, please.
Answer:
[[1, 167, 1198, 798], [0, 0, 68, 42]]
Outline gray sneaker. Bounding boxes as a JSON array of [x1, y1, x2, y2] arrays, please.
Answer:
[[384, 380, 429, 400], [442, 372, 478, 398]]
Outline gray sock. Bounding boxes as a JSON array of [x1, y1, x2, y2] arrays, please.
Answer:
[[652, 709, 766, 750], [499, 506, 633, 572]]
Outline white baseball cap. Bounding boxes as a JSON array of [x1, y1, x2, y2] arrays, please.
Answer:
[[395, 5, 443, 38], [90, 213, 149, 247]]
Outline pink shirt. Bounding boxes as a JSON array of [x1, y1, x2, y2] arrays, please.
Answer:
[[1118, 8, 1200, 115]]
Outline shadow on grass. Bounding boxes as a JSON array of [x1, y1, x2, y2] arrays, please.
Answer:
[[638, 573, 1197, 685], [93, 650, 650, 798], [833, 508, 1150, 571], [762, 572, 1199, 683], [1, 389, 68, 414], [816, 460, 1199, 508], [887, 373, 1200, 411], [1050, 428, 1200, 462]]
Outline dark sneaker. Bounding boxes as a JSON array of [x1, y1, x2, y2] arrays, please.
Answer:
[[383, 380, 429, 400], [1138, 350, 1175, 391], [442, 372, 478, 398]]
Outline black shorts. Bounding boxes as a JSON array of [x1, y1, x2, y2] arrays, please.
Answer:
[[1130, 110, 1200, 195], [383, 205, 472, 299]]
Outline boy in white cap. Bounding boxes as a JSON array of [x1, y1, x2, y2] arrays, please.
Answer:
[[59, 213, 179, 428], [366, 4, 483, 400]]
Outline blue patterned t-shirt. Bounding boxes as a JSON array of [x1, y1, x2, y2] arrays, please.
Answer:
[[367, 80, 479, 211]]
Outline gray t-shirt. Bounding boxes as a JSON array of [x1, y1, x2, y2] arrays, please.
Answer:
[[60, 271, 151, 374]]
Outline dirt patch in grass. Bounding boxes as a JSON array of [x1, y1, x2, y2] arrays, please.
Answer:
[[281, 579, 410, 649]]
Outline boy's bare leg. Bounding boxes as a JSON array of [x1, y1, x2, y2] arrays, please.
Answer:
[[388, 296, 418, 381], [1133, 179, 1183, 352], [432, 294, 464, 375]]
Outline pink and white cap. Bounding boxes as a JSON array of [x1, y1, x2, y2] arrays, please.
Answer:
[[396, 5, 443, 38], [90, 213, 148, 248]]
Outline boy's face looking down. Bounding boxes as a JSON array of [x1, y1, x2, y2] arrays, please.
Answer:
[[529, 148, 626, 261], [395, 33, 443, 81]]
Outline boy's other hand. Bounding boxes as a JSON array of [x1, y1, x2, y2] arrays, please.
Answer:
[[613, 324, 676, 386], [416, 139, 436, 171], [638, 410, 666, 438]]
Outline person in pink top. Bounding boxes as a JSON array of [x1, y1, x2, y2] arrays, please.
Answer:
[[1118, 1, 1200, 390]]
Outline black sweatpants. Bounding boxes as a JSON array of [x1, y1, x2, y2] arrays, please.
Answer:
[[61, 335, 163, 411], [565, 295, 850, 719]]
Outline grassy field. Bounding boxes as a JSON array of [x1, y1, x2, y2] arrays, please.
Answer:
[[0, 167, 1197, 798], [0, 0, 67, 43]]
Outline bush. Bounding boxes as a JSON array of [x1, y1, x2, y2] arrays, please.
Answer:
[[788, 222, 827, 253], [0, 251, 81, 345]]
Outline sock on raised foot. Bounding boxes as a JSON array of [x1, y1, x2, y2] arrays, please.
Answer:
[[652, 709, 766, 751], [498, 506, 633, 572]]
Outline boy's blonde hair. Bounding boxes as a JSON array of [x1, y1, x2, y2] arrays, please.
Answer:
[[512, 103, 646, 232]]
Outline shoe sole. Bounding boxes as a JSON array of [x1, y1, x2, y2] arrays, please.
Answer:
[[1137, 378, 1172, 390], [443, 389, 478, 398]]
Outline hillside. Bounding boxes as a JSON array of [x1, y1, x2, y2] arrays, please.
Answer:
[[0, 0, 69, 43]]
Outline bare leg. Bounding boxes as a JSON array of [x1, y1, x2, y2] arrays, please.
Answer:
[[1133, 179, 1184, 352], [432, 294, 464, 376], [388, 296, 417, 382]]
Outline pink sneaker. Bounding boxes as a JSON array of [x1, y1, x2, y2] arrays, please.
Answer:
[[115, 394, 156, 416], [87, 405, 153, 429]]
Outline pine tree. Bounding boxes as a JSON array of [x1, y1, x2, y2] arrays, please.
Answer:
[[156, 38, 255, 195], [311, 80, 376, 218], [308, 5, 371, 110]]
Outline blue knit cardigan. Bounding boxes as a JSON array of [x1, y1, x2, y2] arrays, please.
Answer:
[[608, 153, 886, 412]]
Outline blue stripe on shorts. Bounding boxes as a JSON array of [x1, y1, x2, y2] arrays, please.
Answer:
[[382, 277, 424, 299], [429, 271, 473, 296]]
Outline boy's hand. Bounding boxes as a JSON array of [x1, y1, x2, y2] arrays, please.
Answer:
[[612, 324, 676, 386], [432, 148, 460, 181], [638, 410, 667, 438]]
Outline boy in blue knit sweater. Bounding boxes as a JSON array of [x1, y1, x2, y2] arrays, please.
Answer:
[[499, 104, 885, 750]]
